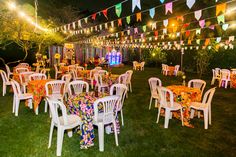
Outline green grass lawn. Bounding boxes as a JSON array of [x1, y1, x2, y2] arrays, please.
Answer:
[[0, 66, 236, 157]]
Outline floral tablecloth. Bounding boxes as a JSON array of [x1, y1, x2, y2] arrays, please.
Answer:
[[67, 92, 120, 149], [168, 66, 175, 76], [12, 73, 21, 83], [230, 74, 236, 88], [166, 85, 201, 127], [27, 79, 52, 111], [60, 66, 69, 74]]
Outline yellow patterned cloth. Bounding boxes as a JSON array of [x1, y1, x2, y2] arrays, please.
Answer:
[[168, 66, 175, 76], [166, 85, 201, 127]]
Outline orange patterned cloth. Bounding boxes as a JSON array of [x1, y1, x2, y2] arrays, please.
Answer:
[[231, 74, 236, 88], [166, 85, 201, 127], [168, 66, 175, 76], [77, 70, 91, 78], [27, 79, 52, 111], [12, 73, 21, 83], [60, 66, 69, 74]]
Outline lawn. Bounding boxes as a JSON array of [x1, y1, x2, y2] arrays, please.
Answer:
[[0, 66, 236, 157]]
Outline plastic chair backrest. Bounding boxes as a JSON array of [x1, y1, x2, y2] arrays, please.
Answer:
[[0, 70, 9, 83], [68, 80, 89, 95], [221, 69, 230, 80], [188, 79, 206, 96], [126, 70, 133, 83], [118, 73, 128, 85], [98, 70, 108, 76], [29, 73, 47, 81], [16, 68, 29, 74], [46, 98, 68, 126], [148, 77, 162, 95], [45, 80, 65, 97], [20, 72, 35, 84], [202, 87, 216, 106], [93, 95, 120, 124], [11, 80, 22, 96], [110, 84, 127, 111], [157, 86, 174, 107]]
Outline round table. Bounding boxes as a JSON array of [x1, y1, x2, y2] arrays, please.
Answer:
[[166, 85, 201, 127]]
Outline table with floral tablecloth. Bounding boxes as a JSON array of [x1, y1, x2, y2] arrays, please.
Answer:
[[168, 66, 175, 76], [27, 79, 53, 111], [67, 92, 120, 149], [166, 85, 201, 127]]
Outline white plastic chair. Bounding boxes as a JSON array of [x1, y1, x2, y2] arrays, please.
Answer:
[[125, 70, 133, 92], [76, 66, 85, 71], [87, 69, 97, 89], [190, 87, 216, 129], [163, 64, 169, 76], [68, 65, 76, 72], [93, 95, 120, 151], [133, 61, 138, 70], [156, 86, 183, 128], [110, 84, 128, 126], [54, 64, 62, 79], [45, 80, 65, 113], [94, 73, 109, 93], [95, 66, 102, 71], [0, 70, 12, 96], [70, 69, 83, 81], [40, 68, 47, 75], [148, 77, 162, 110], [29, 73, 47, 81], [15, 67, 29, 74], [19, 72, 35, 93], [219, 69, 231, 88], [118, 73, 128, 86], [46, 98, 82, 156], [11, 80, 33, 116], [68, 80, 89, 96], [174, 65, 180, 76], [211, 69, 221, 85], [188, 79, 206, 98], [61, 74, 72, 100], [140, 61, 145, 71], [5, 64, 13, 78]]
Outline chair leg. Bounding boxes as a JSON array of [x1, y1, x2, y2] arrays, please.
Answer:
[[98, 123, 104, 152], [121, 109, 124, 126], [129, 83, 132, 93], [67, 130, 73, 137], [190, 109, 195, 119], [113, 120, 119, 146], [12, 96, 15, 113], [203, 109, 208, 129], [219, 80, 222, 87], [48, 121, 54, 148], [156, 106, 162, 123], [180, 109, 184, 126], [209, 107, 211, 125], [197, 111, 201, 118], [164, 109, 170, 128], [149, 97, 152, 110], [56, 128, 64, 156], [211, 78, 215, 85], [45, 100, 48, 113], [225, 81, 228, 89], [55, 73, 57, 79], [15, 99, 20, 116], [3, 84, 6, 96]]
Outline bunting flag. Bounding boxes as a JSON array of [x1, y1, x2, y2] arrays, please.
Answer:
[[160, 0, 165, 3], [118, 19, 122, 26], [111, 21, 114, 27], [229, 36, 235, 42], [222, 24, 229, 31], [142, 25, 147, 32], [152, 22, 157, 30], [115, 3, 122, 17], [209, 25, 215, 30], [92, 13, 96, 20], [216, 3, 226, 16], [127, 30, 130, 35], [216, 37, 221, 43], [183, 23, 190, 28], [177, 16, 184, 22], [126, 16, 131, 24], [176, 32, 180, 37], [163, 19, 168, 27], [199, 20, 205, 28], [196, 29, 201, 34], [186, 30, 190, 37], [149, 8, 155, 18], [134, 27, 138, 34], [132, 0, 141, 12], [105, 23, 108, 29], [102, 9, 108, 19], [154, 31, 158, 37], [217, 15, 225, 24], [196, 39, 200, 44], [165, 2, 173, 14], [64, 25, 67, 31], [67, 24, 70, 30], [95, 26, 97, 31], [205, 38, 210, 45], [99, 24, 102, 30], [188, 40, 192, 45], [84, 18, 88, 23], [186, 0, 195, 9], [194, 10, 202, 20], [136, 12, 142, 22], [72, 22, 76, 29]]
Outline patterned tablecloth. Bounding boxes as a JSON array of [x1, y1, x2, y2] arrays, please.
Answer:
[[230, 74, 236, 88], [12, 73, 21, 83], [67, 92, 120, 149], [166, 85, 201, 127], [27, 79, 53, 111], [168, 66, 175, 76]]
